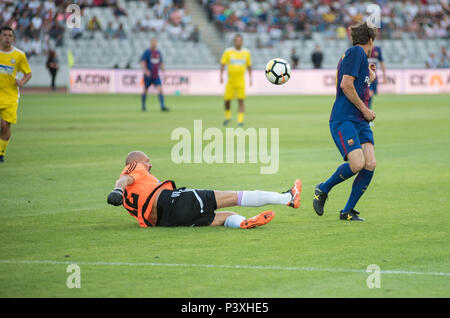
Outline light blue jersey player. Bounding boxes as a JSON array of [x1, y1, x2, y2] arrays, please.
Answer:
[[368, 45, 387, 109], [313, 22, 378, 222], [140, 38, 169, 112]]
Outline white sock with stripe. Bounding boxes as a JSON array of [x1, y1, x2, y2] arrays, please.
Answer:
[[238, 191, 291, 207]]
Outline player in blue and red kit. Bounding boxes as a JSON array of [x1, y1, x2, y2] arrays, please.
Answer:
[[140, 38, 169, 112], [368, 45, 387, 109], [313, 22, 377, 221]]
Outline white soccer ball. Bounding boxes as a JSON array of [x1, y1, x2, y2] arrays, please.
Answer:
[[265, 58, 291, 85]]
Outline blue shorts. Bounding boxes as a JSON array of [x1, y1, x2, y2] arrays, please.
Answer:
[[329, 120, 374, 161], [369, 78, 378, 94], [144, 76, 161, 88]]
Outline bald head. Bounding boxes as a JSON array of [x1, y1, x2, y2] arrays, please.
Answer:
[[125, 151, 152, 171]]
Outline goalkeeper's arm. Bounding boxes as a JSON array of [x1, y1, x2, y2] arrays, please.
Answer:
[[107, 175, 134, 206]]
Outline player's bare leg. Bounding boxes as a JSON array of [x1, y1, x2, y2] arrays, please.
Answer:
[[347, 148, 365, 174], [0, 119, 11, 162], [362, 142, 376, 171], [223, 100, 231, 126], [214, 191, 238, 208], [0, 119, 11, 141], [210, 211, 237, 226], [237, 99, 245, 126]]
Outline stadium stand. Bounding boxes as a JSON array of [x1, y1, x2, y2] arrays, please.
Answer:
[[0, 0, 449, 71], [0, 0, 217, 69], [66, 0, 217, 68], [204, 0, 450, 68], [0, 0, 67, 66]]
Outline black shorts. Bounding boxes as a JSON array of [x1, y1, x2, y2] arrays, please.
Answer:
[[156, 188, 217, 227]]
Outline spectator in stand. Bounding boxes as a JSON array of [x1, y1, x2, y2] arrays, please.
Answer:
[[28, 0, 41, 13], [31, 6, 43, 30], [30, 34, 42, 55], [141, 15, 153, 31], [104, 22, 115, 39], [48, 21, 64, 47], [17, 10, 32, 32], [150, 14, 166, 33], [167, 22, 182, 40], [113, 3, 128, 18], [189, 25, 200, 43], [311, 44, 323, 69], [133, 20, 144, 32], [43, 0, 56, 13], [21, 36, 34, 57], [87, 15, 102, 32], [71, 24, 84, 40], [93, 0, 107, 7], [425, 52, 439, 68], [291, 48, 300, 69], [439, 46, 450, 68], [114, 23, 127, 40]]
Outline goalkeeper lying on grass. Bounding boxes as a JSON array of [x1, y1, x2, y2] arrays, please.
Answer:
[[107, 151, 302, 229]]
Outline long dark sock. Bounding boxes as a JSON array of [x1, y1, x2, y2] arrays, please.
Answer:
[[141, 94, 146, 111], [343, 169, 374, 212], [158, 93, 165, 109], [319, 163, 355, 193]]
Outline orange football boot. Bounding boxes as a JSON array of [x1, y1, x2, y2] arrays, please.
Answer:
[[286, 179, 302, 208], [240, 210, 275, 229]]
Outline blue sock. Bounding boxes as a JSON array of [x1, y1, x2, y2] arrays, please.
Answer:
[[343, 169, 374, 213], [158, 93, 165, 109], [141, 94, 146, 110], [319, 163, 355, 193]]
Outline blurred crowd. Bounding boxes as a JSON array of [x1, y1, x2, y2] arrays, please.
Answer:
[[0, 0, 199, 58], [426, 46, 450, 67], [0, 0, 67, 57], [74, 0, 199, 43], [133, 0, 200, 42], [203, 0, 450, 42], [1, 0, 448, 69]]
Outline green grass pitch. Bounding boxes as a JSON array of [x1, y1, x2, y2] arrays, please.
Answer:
[[0, 93, 449, 297]]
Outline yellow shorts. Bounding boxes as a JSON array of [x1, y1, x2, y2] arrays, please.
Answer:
[[224, 82, 246, 101], [0, 103, 18, 124]]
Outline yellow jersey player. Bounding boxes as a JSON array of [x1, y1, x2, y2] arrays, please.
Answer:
[[220, 34, 252, 126], [0, 26, 32, 163]]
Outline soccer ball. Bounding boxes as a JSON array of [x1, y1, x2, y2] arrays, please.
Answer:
[[265, 58, 291, 85]]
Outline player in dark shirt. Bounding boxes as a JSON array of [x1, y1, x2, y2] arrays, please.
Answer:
[[313, 22, 377, 221], [140, 38, 169, 112]]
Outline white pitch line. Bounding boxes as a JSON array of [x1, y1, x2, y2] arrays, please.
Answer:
[[0, 260, 449, 277]]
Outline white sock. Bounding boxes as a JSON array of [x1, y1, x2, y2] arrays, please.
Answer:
[[238, 190, 291, 207], [224, 214, 246, 228]]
